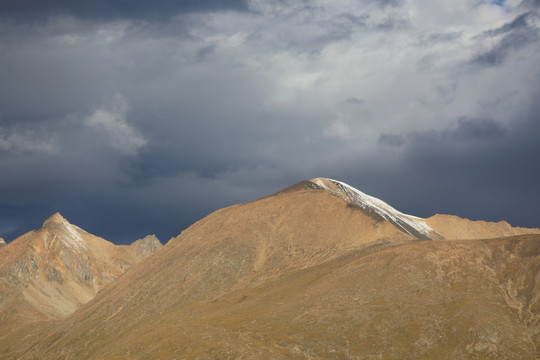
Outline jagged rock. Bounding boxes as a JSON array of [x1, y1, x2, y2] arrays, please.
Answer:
[[129, 234, 163, 260]]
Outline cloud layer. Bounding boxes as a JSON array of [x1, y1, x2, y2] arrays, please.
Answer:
[[1, 0, 539, 243]]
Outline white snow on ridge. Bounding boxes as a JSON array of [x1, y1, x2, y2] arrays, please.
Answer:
[[312, 177, 439, 238], [62, 223, 87, 251], [46, 215, 88, 251]]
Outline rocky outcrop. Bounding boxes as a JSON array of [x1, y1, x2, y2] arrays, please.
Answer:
[[129, 234, 162, 261]]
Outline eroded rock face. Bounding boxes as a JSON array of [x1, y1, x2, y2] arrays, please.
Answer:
[[0, 213, 161, 322], [129, 234, 163, 261]]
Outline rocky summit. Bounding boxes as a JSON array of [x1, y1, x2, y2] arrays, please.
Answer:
[[129, 234, 164, 261], [2, 179, 540, 359]]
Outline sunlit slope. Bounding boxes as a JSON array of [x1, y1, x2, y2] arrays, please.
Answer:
[[0, 213, 162, 359], [16, 179, 540, 359]]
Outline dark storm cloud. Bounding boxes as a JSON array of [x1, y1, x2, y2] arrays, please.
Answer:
[[0, 0, 248, 21], [472, 11, 540, 66], [450, 118, 507, 141], [416, 31, 462, 46], [375, 112, 540, 227], [520, 0, 540, 9], [380, 117, 508, 146], [1, 0, 539, 245], [367, 0, 404, 7], [484, 12, 530, 36]]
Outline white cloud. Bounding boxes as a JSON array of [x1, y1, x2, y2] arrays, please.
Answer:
[[85, 94, 147, 155]]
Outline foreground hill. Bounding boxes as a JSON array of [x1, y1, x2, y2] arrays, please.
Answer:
[[14, 178, 540, 359], [0, 213, 162, 358]]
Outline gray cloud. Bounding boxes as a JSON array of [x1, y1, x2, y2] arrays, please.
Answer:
[[472, 11, 540, 66], [450, 117, 507, 141], [484, 12, 531, 36], [1, 0, 539, 243], [0, 0, 248, 21], [375, 110, 540, 226], [84, 94, 147, 155], [520, 0, 540, 9], [0, 125, 56, 154]]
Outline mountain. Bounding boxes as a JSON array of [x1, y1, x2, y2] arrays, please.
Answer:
[[0, 213, 162, 358], [0, 212, 163, 319], [310, 177, 539, 240], [0, 237, 5, 248], [12, 178, 540, 359]]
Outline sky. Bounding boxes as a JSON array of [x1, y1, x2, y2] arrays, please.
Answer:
[[1, 0, 539, 244]]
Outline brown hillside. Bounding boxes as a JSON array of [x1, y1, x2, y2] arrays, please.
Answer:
[[0, 213, 162, 359], [15, 181, 540, 359], [427, 213, 540, 239]]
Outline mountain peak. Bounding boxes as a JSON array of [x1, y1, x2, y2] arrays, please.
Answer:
[[43, 212, 70, 228], [310, 177, 414, 216], [0, 216, 164, 323], [309, 177, 443, 240], [130, 234, 163, 260], [41, 212, 87, 251]]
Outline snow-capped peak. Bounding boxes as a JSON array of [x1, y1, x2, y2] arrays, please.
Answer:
[[310, 178, 442, 240]]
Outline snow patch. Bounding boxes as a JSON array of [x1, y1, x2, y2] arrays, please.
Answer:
[[312, 178, 439, 238], [46, 217, 87, 252], [62, 223, 86, 251]]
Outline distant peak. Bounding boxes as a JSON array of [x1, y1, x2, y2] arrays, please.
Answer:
[[131, 234, 161, 246], [43, 212, 70, 228], [130, 234, 163, 260], [41, 212, 87, 251]]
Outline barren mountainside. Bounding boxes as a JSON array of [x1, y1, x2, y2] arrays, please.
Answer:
[[2, 178, 540, 359], [426, 213, 540, 239], [0, 213, 163, 359]]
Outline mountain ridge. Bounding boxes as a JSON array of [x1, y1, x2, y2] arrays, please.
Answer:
[[309, 177, 444, 240], [12, 178, 540, 359], [2, 178, 540, 359]]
